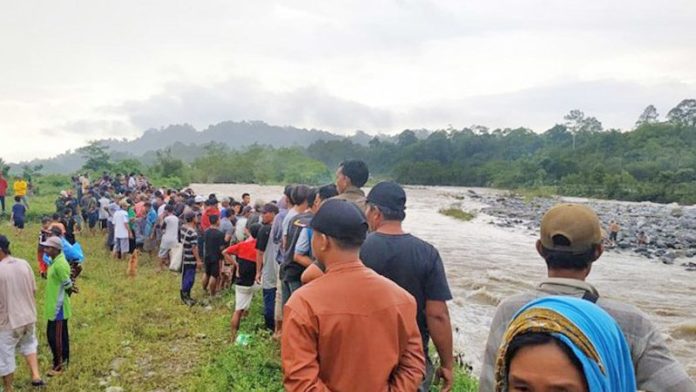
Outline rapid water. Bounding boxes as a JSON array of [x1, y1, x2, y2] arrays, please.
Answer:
[[191, 183, 696, 379]]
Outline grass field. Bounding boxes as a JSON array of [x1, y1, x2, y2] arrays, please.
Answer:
[[0, 190, 478, 391]]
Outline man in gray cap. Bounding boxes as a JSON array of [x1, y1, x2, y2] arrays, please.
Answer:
[[281, 199, 424, 391], [0, 235, 44, 389], [41, 236, 76, 377], [361, 181, 454, 392]]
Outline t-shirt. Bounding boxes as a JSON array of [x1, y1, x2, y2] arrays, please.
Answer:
[[203, 228, 226, 263], [161, 215, 179, 243], [281, 209, 299, 237], [359, 232, 453, 352], [13, 180, 27, 196], [234, 216, 248, 242], [0, 256, 36, 330], [255, 223, 278, 289], [181, 226, 199, 266], [255, 224, 272, 253], [112, 209, 130, 239], [294, 227, 312, 256], [225, 238, 258, 287], [98, 197, 110, 219], [219, 218, 234, 238], [12, 203, 26, 221], [281, 212, 312, 282], [0, 178, 7, 196], [200, 207, 220, 231]]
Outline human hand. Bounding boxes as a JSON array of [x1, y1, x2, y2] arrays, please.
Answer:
[[255, 272, 262, 284], [434, 366, 453, 392]]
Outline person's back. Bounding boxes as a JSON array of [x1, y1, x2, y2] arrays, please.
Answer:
[[161, 215, 179, 243], [284, 262, 423, 392], [0, 256, 36, 330]]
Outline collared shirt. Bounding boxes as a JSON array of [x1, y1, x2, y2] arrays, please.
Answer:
[[0, 256, 37, 330], [282, 261, 425, 392], [332, 185, 367, 211], [479, 278, 696, 392]]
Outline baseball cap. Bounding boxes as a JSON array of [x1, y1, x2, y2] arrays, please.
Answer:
[[0, 235, 9, 253], [540, 204, 602, 253], [40, 236, 63, 250], [311, 199, 367, 242], [366, 181, 407, 212], [262, 203, 279, 214]]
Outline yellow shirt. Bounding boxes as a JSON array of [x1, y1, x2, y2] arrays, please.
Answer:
[[13, 180, 27, 197]]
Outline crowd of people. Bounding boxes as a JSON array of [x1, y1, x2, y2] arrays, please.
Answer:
[[0, 163, 694, 392]]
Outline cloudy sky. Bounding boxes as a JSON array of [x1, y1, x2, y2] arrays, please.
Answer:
[[1, 1, 695, 162]]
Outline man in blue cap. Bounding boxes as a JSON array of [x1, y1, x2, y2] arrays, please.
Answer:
[[281, 199, 425, 391], [362, 181, 454, 392]]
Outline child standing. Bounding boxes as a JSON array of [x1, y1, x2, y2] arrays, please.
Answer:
[[223, 223, 262, 343], [11, 196, 27, 236]]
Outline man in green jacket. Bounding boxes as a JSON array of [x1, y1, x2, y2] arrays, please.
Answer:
[[41, 236, 77, 377]]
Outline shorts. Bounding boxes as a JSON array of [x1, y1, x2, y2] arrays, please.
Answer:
[[204, 259, 220, 278], [235, 284, 260, 311], [0, 324, 38, 377], [12, 219, 24, 229], [158, 239, 177, 258], [113, 238, 130, 253]]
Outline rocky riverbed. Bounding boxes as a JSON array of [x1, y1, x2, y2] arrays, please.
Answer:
[[463, 189, 696, 270]]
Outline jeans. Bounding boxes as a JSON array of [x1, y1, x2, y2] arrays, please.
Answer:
[[181, 264, 196, 293], [262, 288, 276, 331], [281, 279, 302, 307]]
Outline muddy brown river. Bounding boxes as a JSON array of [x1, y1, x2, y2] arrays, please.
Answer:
[[191, 183, 696, 380]]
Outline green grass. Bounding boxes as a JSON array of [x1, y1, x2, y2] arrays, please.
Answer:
[[0, 189, 478, 391], [439, 206, 476, 221]]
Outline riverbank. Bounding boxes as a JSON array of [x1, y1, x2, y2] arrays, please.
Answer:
[[1, 189, 478, 391]]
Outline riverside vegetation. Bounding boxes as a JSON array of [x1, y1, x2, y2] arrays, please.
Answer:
[[0, 177, 477, 391]]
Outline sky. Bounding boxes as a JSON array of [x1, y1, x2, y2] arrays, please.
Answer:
[[1, 0, 695, 163]]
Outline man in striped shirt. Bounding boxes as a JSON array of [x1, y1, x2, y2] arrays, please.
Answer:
[[180, 212, 202, 306]]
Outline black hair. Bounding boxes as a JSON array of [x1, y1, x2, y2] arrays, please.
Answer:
[[209, 214, 219, 225], [331, 235, 366, 250], [373, 204, 406, 222], [41, 216, 51, 224], [317, 184, 339, 201], [290, 185, 312, 206], [164, 205, 174, 213], [52, 213, 60, 221], [50, 227, 63, 237], [339, 160, 369, 188], [540, 234, 597, 271], [242, 193, 250, 199], [504, 332, 586, 387], [14, 196, 20, 202], [306, 188, 318, 208], [248, 223, 261, 239]]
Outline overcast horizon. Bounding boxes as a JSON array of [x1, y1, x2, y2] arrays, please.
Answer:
[[1, 1, 695, 163]]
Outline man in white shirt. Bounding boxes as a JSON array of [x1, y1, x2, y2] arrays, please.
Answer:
[[0, 236, 44, 389], [111, 201, 132, 259], [158, 205, 180, 271]]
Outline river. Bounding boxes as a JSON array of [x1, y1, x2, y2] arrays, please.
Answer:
[[191, 183, 696, 379]]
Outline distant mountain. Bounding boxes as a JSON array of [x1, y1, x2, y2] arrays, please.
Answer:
[[9, 120, 401, 174]]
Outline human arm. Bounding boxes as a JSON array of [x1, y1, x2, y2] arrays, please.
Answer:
[[293, 229, 313, 267], [389, 303, 426, 391], [426, 300, 454, 391], [281, 302, 331, 392], [300, 262, 324, 285], [255, 250, 264, 284]]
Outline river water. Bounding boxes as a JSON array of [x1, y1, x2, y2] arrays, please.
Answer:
[[191, 183, 696, 379]]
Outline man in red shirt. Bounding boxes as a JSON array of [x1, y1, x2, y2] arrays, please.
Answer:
[[0, 173, 7, 215], [200, 198, 220, 231], [223, 223, 261, 343]]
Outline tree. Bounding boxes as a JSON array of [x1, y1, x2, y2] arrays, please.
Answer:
[[77, 141, 111, 173], [0, 158, 9, 175], [667, 99, 696, 127], [563, 109, 603, 150], [21, 164, 43, 182], [635, 105, 659, 127]]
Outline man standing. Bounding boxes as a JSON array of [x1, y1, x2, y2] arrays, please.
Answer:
[[333, 160, 369, 210], [282, 199, 425, 391], [0, 236, 44, 389], [361, 181, 454, 392], [201, 215, 225, 297], [111, 201, 132, 259], [180, 212, 202, 305], [41, 236, 76, 377], [0, 173, 7, 215], [478, 204, 696, 392], [253, 203, 279, 331]]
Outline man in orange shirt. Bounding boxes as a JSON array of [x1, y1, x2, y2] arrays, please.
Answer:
[[281, 199, 425, 391]]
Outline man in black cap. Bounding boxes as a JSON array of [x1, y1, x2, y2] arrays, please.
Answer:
[[361, 181, 454, 392], [281, 199, 424, 391]]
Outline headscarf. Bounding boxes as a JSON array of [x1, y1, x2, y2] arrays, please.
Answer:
[[495, 296, 636, 392]]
